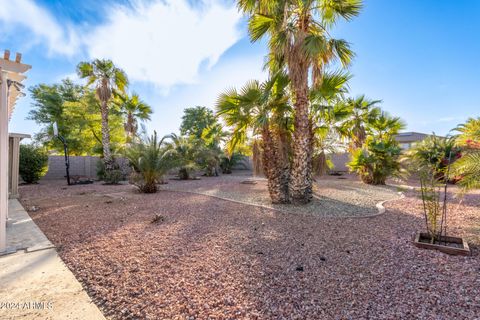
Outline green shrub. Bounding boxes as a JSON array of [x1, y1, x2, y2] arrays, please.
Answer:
[[19, 144, 49, 184], [125, 132, 174, 193], [96, 159, 124, 184], [348, 137, 401, 185], [403, 135, 460, 181]]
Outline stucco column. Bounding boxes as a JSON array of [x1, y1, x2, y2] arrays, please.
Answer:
[[0, 69, 8, 252], [9, 137, 20, 199]]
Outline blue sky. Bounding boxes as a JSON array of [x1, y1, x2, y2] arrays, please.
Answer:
[[2, 0, 479, 140]]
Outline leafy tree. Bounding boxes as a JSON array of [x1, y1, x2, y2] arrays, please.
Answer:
[[239, 0, 362, 203], [77, 59, 128, 170], [180, 106, 216, 138], [125, 131, 174, 193], [114, 92, 152, 140], [29, 80, 126, 155], [19, 144, 49, 184]]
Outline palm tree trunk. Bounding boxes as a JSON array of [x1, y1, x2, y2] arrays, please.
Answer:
[[262, 127, 290, 204], [289, 56, 313, 204], [100, 100, 113, 170]]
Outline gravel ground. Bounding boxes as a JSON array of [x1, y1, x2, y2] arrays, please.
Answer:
[[19, 177, 480, 320], [160, 174, 400, 217]]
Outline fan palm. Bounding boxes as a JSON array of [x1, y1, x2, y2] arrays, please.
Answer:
[[341, 95, 382, 150], [114, 93, 152, 140], [368, 111, 406, 139], [77, 59, 128, 170], [216, 73, 292, 203], [239, 0, 362, 203]]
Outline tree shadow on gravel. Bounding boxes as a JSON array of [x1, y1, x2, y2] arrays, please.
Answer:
[[20, 184, 480, 320]]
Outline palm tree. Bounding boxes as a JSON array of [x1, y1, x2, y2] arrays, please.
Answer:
[[368, 111, 406, 139], [125, 131, 173, 193], [165, 134, 202, 180], [451, 117, 480, 190], [77, 59, 128, 170], [114, 92, 152, 140], [341, 95, 382, 150], [216, 73, 292, 203], [239, 0, 362, 203]]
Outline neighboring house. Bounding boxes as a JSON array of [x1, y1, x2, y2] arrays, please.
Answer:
[[395, 132, 436, 150]]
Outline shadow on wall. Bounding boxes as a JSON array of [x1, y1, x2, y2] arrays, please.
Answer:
[[41, 156, 130, 180]]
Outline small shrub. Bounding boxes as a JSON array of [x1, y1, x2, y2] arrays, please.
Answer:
[[125, 131, 174, 193], [19, 144, 49, 184], [97, 159, 124, 184]]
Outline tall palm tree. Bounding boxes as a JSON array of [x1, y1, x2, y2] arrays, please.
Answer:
[[239, 0, 362, 203], [216, 73, 292, 203], [77, 59, 128, 170], [114, 92, 152, 140], [341, 95, 382, 150]]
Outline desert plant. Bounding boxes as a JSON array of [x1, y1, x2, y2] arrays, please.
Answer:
[[220, 152, 247, 174], [404, 135, 461, 181], [19, 144, 49, 183], [165, 134, 202, 180], [125, 131, 173, 193], [348, 137, 401, 185]]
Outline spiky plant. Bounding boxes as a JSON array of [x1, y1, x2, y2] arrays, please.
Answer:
[[451, 117, 480, 190], [125, 131, 173, 193]]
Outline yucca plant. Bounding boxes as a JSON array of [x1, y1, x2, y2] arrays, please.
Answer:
[[125, 131, 173, 193]]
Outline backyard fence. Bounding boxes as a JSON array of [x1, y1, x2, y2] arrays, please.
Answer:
[[42, 156, 130, 180]]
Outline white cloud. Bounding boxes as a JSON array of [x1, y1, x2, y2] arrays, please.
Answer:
[[84, 0, 243, 90], [0, 0, 79, 56]]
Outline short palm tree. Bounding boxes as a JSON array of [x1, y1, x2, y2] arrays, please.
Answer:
[[216, 73, 292, 203], [77, 59, 128, 170], [165, 134, 202, 180], [239, 0, 362, 203], [368, 111, 406, 139], [114, 92, 152, 140], [125, 131, 173, 193]]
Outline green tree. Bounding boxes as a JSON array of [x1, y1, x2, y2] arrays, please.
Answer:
[[239, 0, 362, 203], [114, 92, 152, 140], [180, 106, 216, 138], [19, 144, 49, 184], [77, 59, 128, 170]]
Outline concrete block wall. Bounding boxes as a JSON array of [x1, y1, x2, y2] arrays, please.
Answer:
[[329, 153, 350, 172], [42, 156, 131, 180]]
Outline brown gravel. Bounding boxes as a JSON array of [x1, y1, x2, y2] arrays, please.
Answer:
[[19, 177, 480, 320]]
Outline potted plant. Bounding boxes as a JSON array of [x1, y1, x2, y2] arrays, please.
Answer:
[[413, 152, 470, 256]]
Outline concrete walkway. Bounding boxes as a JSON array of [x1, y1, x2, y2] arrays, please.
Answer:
[[0, 199, 105, 320]]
